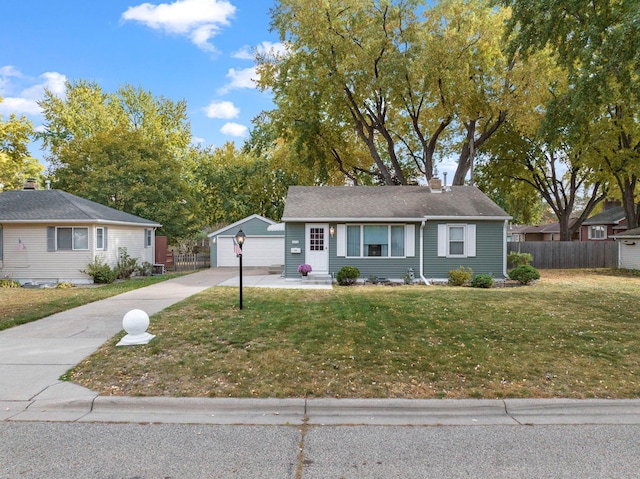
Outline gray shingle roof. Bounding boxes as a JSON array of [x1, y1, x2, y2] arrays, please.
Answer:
[[282, 186, 510, 221], [0, 190, 161, 226], [583, 206, 626, 225], [614, 227, 640, 238]]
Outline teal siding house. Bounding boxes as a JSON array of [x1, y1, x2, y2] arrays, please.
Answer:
[[281, 186, 511, 282], [208, 214, 284, 268]]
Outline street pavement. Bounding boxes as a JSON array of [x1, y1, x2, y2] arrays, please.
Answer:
[[2, 268, 640, 477]]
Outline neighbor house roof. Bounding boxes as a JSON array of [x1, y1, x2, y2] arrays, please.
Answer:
[[613, 227, 640, 238], [282, 186, 510, 221], [0, 189, 161, 227], [583, 206, 626, 225]]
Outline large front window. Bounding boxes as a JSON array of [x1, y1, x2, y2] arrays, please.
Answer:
[[346, 225, 405, 257]]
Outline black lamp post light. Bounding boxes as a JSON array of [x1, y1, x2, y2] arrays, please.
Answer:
[[235, 229, 246, 310]]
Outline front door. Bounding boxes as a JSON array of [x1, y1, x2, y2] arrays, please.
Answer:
[[305, 224, 329, 274]]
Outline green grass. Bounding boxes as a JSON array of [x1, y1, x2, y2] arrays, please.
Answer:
[[69, 269, 640, 399], [0, 272, 191, 331]]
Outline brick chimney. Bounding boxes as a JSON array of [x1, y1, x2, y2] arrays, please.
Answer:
[[23, 178, 38, 190], [429, 177, 442, 192]]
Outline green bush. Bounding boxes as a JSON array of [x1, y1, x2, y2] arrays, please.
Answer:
[[337, 266, 360, 286], [508, 264, 540, 284], [116, 247, 139, 280], [448, 266, 473, 286], [0, 279, 21, 288], [81, 257, 117, 284], [507, 251, 533, 267], [471, 274, 494, 288]]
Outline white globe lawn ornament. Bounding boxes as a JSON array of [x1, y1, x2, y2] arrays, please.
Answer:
[[116, 309, 155, 346]]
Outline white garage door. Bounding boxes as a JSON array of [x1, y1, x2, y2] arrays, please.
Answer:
[[217, 236, 284, 267]]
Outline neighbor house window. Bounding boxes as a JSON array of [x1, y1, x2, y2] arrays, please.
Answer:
[[145, 229, 152, 248], [437, 224, 476, 258], [345, 225, 405, 258], [588, 225, 606, 240], [96, 227, 108, 250], [47, 227, 89, 251]]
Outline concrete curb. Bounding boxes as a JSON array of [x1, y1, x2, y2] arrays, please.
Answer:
[[6, 396, 640, 426]]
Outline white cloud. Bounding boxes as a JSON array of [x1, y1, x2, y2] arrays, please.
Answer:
[[0, 65, 23, 95], [191, 136, 205, 144], [0, 97, 41, 115], [220, 122, 248, 137], [0, 70, 67, 116], [22, 72, 67, 99], [203, 100, 239, 119], [122, 0, 235, 52], [217, 67, 256, 94], [232, 41, 287, 60]]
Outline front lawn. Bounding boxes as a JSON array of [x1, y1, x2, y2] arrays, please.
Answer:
[[69, 269, 640, 399], [0, 272, 190, 331]]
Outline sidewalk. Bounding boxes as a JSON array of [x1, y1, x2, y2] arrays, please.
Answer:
[[2, 268, 640, 426]]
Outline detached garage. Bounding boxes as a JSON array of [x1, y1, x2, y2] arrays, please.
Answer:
[[614, 227, 640, 270], [208, 214, 284, 268]]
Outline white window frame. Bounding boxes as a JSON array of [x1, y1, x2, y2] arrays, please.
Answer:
[[96, 227, 106, 250], [145, 229, 152, 248], [438, 224, 476, 258], [344, 224, 406, 258], [448, 225, 466, 256], [52, 227, 89, 251], [588, 225, 606, 240]]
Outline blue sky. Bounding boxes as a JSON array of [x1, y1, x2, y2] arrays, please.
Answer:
[[0, 0, 282, 166]]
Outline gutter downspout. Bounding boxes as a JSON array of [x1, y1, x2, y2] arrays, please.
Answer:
[[420, 220, 431, 285], [503, 220, 509, 278]]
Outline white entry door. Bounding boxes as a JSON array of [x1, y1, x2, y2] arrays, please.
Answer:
[[305, 224, 329, 274]]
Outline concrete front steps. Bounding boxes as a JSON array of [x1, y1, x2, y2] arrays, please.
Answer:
[[301, 274, 333, 286]]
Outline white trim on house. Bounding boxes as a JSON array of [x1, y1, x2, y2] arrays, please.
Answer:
[[335, 223, 415, 259], [207, 214, 278, 238], [437, 224, 476, 258], [284, 215, 512, 223], [0, 219, 161, 227]]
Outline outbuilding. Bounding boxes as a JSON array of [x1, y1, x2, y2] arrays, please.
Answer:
[[208, 214, 284, 268], [613, 227, 640, 270]]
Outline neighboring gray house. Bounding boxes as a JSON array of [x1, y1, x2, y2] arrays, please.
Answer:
[[613, 227, 640, 270], [281, 185, 511, 282], [208, 214, 284, 268], [0, 188, 161, 284]]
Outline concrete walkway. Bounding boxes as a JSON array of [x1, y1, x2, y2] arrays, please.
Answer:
[[2, 268, 640, 425]]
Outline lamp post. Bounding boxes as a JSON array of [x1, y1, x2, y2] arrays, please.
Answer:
[[235, 229, 246, 310]]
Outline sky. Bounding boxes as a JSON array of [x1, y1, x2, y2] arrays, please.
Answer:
[[0, 0, 282, 167]]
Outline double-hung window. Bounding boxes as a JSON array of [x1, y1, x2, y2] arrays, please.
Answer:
[[448, 225, 465, 255], [588, 225, 606, 240], [48, 227, 89, 251], [96, 227, 108, 250], [345, 225, 406, 258], [437, 224, 476, 258], [144, 229, 152, 248]]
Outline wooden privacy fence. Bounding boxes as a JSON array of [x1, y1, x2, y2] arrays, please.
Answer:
[[507, 241, 619, 269], [166, 252, 210, 271]]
